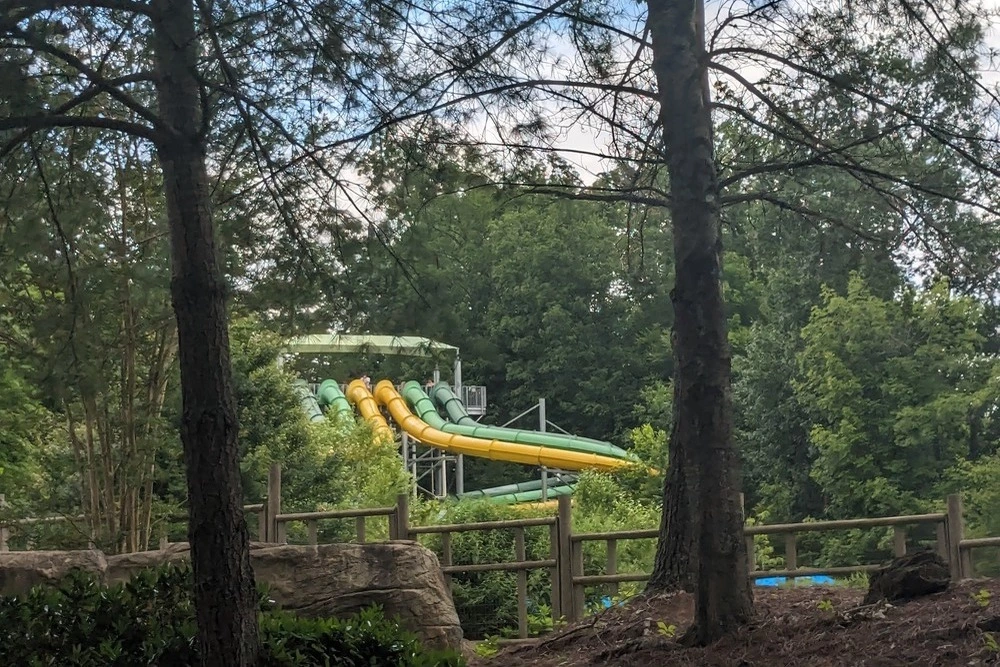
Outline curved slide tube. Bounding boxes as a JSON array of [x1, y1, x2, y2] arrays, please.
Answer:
[[458, 477, 578, 504], [400, 381, 579, 499], [460, 484, 575, 505], [345, 380, 395, 443], [432, 380, 609, 447], [293, 379, 325, 422], [373, 380, 630, 472], [457, 476, 577, 499], [317, 379, 355, 422], [409, 382, 635, 461], [431, 381, 624, 450]]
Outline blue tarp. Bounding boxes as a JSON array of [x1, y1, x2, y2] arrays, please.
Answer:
[[755, 575, 836, 587]]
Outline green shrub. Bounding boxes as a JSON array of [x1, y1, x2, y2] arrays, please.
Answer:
[[412, 499, 553, 639], [0, 564, 464, 667]]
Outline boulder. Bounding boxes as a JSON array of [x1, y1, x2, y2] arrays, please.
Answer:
[[250, 543, 462, 650], [0, 549, 107, 595], [1, 541, 462, 651], [863, 550, 951, 605]]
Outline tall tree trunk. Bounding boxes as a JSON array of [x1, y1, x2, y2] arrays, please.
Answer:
[[116, 156, 141, 553], [645, 0, 753, 644], [647, 390, 695, 591], [64, 405, 93, 535], [71, 401, 102, 542], [141, 325, 176, 550], [83, 394, 117, 544], [150, 0, 259, 663]]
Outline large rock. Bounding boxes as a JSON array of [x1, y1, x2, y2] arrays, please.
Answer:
[[0, 541, 462, 651], [863, 550, 951, 605], [0, 549, 108, 595], [250, 543, 462, 650]]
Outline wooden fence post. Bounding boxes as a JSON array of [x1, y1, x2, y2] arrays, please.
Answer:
[[785, 533, 798, 572], [257, 505, 268, 543], [892, 526, 907, 557], [741, 493, 755, 573], [556, 495, 575, 622], [935, 521, 949, 561], [394, 493, 410, 540], [606, 539, 618, 599], [946, 494, 965, 580], [548, 521, 561, 622], [515, 527, 528, 639], [355, 516, 366, 544], [267, 463, 281, 544]]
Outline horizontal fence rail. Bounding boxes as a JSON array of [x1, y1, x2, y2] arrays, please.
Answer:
[[4, 463, 999, 641], [410, 514, 560, 639]]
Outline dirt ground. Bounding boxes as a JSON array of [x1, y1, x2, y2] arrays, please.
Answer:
[[470, 579, 1000, 666]]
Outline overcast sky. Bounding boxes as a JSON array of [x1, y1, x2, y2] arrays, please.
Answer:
[[544, 2, 1000, 182]]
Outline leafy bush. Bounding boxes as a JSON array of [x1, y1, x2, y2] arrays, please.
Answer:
[[0, 564, 464, 666], [574, 471, 661, 608], [954, 453, 1000, 577]]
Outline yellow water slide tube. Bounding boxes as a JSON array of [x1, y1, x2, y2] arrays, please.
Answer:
[[373, 380, 629, 472], [345, 380, 395, 443]]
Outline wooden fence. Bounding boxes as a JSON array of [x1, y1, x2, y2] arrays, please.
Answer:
[[250, 477, 1000, 636], [4, 464, 1000, 640]]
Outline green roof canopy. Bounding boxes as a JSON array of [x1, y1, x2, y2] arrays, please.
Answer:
[[283, 334, 459, 357]]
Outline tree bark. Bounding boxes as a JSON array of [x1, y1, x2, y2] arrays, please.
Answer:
[[150, 0, 260, 664], [647, 388, 695, 591], [645, 0, 753, 644]]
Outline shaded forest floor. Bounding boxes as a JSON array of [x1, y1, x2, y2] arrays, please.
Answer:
[[471, 579, 1000, 666]]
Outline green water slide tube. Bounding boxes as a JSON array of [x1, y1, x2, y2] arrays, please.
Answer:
[[317, 379, 355, 422], [457, 476, 577, 500], [420, 381, 636, 461], [400, 381, 578, 501], [292, 379, 325, 422], [462, 483, 576, 505]]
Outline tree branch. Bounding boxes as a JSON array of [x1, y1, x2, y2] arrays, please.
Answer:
[[0, 114, 159, 153], [4, 28, 160, 126], [0, 0, 154, 20]]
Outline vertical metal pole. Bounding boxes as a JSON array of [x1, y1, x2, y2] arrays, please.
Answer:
[[453, 351, 464, 494], [409, 436, 418, 497], [539, 398, 548, 501], [440, 452, 449, 497], [401, 432, 410, 477], [432, 365, 440, 384]]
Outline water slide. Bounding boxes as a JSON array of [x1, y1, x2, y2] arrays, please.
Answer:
[[399, 381, 579, 500], [419, 381, 636, 461], [372, 380, 630, 472], [344, 380, 395, 443], [300, 377, 640, 504], [292, 379, 325, 422], [457, 477, 578, 504], [316, 379, 354, 423]]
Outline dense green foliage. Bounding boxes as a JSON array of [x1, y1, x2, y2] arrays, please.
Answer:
[[0, 565, 463, 666], [1, 0, 1000, 644]]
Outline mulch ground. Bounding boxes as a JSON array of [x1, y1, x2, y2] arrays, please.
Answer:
[[470, 579, 1000, 666]]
